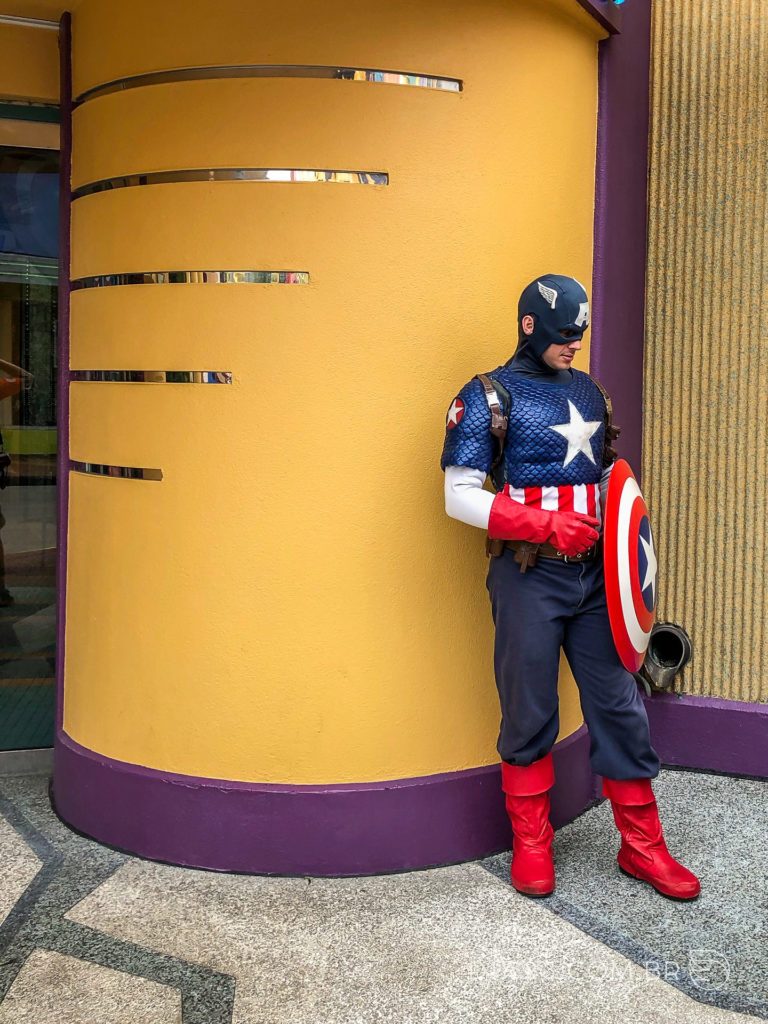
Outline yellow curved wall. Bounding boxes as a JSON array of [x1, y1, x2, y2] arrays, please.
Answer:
[[65, 0, 603, 784]]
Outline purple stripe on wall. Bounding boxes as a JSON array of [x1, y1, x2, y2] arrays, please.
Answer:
[[52, 726, 597, 876], [55, 12, 72, 732], [589, 0, 652, 481], [576, 0, 623, 35], [645, 694, 768, 779]]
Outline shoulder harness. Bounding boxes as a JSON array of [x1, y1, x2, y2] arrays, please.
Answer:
[[476, 373, 511, 493], [588, 375, 622, 468]]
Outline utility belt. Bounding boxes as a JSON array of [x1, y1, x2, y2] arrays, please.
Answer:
[[486, 536, 602, 573]]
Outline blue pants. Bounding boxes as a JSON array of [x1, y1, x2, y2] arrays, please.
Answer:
[[486, 548, 659, 780]]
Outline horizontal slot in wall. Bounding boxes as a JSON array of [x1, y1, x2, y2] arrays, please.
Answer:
[[76, 65, 463, 104], [72, 168, 389, 199], [71, 271, 309, 288], [71, 371, 232, 383], [70, 462, 163, 480]]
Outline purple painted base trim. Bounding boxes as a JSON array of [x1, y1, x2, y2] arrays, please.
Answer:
[[53, 726, 597, 876], [576, 0, 622, 35], [645, 693, 768, 779]]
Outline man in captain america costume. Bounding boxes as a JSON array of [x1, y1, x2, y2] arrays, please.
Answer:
[[441, 274, 700, 900]]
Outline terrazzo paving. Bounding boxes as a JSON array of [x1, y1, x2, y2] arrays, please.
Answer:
[[0, 769, 763, 1023], [483, 770, 768, 1018], [0, 815, 40, 927], [0, 951, 182, 1023]]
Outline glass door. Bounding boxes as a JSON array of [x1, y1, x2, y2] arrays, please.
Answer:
[[0, 147, 58, 749]]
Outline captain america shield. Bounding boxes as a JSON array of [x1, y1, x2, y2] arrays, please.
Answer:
[[603, 459, 658, 672]]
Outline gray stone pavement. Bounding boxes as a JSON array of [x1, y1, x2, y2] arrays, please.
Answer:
[[0, 768, 763, 1023], [484, 769, 768, 1018]]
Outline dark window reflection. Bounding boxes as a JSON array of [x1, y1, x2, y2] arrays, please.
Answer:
[[0, 148, 59, 260], [0, 146, 58, 750]]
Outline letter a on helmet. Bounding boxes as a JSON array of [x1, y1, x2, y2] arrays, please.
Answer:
[[603, 460, 658, 672]]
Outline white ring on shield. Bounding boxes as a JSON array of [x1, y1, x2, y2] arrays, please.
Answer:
[[616, 478, 652, 655]]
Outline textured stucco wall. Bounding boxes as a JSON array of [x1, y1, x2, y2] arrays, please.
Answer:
[[644, 0, 768, 701]]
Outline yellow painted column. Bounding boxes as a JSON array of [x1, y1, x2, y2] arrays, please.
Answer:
[[58, 0, 603, 870]]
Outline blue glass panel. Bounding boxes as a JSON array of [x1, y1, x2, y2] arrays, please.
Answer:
[[0, 149, 59, 259], [0, 147, 58, 750]]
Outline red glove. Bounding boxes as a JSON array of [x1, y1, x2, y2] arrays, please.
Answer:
[[488, 493, 599, 557]]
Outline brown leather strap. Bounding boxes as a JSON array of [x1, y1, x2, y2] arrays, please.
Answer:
[[512, 541, 539, 573], [589, 375, 622, 467], [476, 373, 508, 440], [477, 372, 509, 486], [505, 539, 601, 564], [486, 536, 505, 559]]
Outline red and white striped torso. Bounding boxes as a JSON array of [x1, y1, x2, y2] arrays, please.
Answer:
[[503, 482, 602, 528]]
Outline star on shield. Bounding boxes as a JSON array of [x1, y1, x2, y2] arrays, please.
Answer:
[[446, 398, 465, 429], [550, 400, 601, 467], [640, 533, 657, 604]]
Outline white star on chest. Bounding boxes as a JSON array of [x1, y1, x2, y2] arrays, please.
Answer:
[[549, 400, 601, 467]]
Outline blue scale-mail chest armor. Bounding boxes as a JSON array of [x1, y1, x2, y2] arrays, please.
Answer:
[[441, 365, 607, 489]]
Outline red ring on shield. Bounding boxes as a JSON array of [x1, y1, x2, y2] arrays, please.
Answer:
[[603, 459, 658, 672]]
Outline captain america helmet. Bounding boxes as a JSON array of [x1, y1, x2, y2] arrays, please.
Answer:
[[517, 275, 590, 358]]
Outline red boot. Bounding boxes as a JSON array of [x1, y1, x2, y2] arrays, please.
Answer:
[[501, 755, 555, 897], [603, 778, 701, 900]]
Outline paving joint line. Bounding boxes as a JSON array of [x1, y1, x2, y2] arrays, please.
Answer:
[[0, 781, 237, 1023]]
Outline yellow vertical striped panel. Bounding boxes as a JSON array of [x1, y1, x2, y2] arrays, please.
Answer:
[[644, 0, 768, 701]]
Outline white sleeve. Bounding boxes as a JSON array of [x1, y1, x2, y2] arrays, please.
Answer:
[[444, 465, 495, 530]]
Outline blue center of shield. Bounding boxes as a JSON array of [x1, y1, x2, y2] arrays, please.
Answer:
[[637, 515, 656, 611]]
